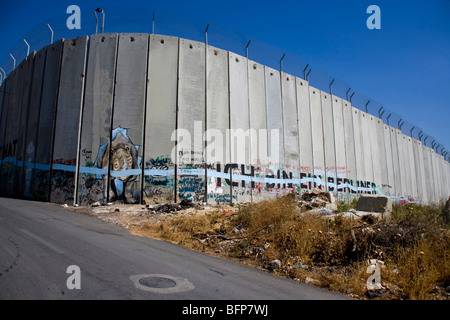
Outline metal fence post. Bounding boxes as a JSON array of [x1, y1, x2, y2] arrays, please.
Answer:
[[346, 87, 351, 101], [306, 69, 311, 81], [9, 53, 16, 70], [47, 23, 53, 44], [152, 11, 155, 34], [280, 53, 285, 72], [0, 67, 6, 80], [378, 106, 384, 118], [24, 39, 30, 57], [303, 64, 309, 80], [245, 40, 251, 59]]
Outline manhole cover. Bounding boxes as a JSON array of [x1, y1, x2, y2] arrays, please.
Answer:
[[139, 276, 176, 288], [130, 274, 195, 294]]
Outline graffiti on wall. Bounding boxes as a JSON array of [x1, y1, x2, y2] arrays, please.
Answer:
[[95, 127, 141, 204], [143, 155, 175, 202], [1, 35, 447, 206], [51, 158, 77, 203]]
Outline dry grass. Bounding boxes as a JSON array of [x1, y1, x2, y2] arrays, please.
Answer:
[[130, 195, 450, 300]]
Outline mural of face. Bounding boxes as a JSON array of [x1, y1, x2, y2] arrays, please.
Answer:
[[95, 128, 140, 204]]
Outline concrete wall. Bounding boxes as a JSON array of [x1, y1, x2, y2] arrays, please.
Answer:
[[144, 34, 178, 204], [0, 33, 448, 205], [332, 96, 347, 199], [51, 36, 88, 204], [33, 40, 63, 201], [248, 60, 268, 201], [342, 100, 357, 195], [206, 45, 231, 204], [77, 33, 118, 205], [297, 78, 314, 191], [23, 48, 47, 200]]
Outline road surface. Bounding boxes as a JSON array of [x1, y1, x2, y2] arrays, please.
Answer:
[[0, 197, 348, 300]]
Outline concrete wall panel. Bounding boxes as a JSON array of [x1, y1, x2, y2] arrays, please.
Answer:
[[406, 136, 418, 200], [321, 92, 336, 193], [205, 45, 231, 203], [0, 79, 8, 180], [440, 156, 446, 202], [435, 154, 444, 202], [436, 155, 442, 202], [429, 149, 436, 202], [229, 51, 251, 202], [1, 57, 35, 197], [422, 146, 434, 203], [0, 81, 5, 130], [441, 156, 447, 202], [437, 153, 444, 202], [77, 33, 118, 205], [373, 117, 387, 195], [444, 159, 450, 201], [412, 139, 423, 202], [403, 135, 413, 198], [390, 128, 402, 198], [444, 161, 448, 201], [398, 133, 410, 198], [144, 35, 179, 204], [281, 72, 299, 194], [0, 78, 9, 187], [396, 133, 406, 198], [33, 39, 63, 201], [342, 101, 357, 195], [310, 87, 325, 189], [296, 78, 314, 191], [416, 143, 428, 203], [419, 141, 428, 203], [382, 124, 395, 196], [0, 67, 21, 196], [332, 96, 347, 197], [265, 67, 285, 197], [248, 61, 268, 201], [360, 111, 374, 193], [23, 49, 47, 199], [430, 150, 439, 202], [15, 53, 35, 197], [352, 108, 365, 193], [176, 38, 206, 202], [110, 33, 148, 204], [438, 154, 444, 202], [51, 36, 88, 204], [427, 146, 437, 202]]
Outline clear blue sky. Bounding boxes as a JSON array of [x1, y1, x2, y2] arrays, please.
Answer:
[[1, 0, 449, 157]]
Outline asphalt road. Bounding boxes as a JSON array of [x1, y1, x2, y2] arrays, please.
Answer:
[[0, 197, 348, 300]]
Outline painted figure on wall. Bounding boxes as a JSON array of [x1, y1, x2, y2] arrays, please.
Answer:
[[95, 127, 140, 204]]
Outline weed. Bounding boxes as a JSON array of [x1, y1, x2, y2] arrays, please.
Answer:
[[132, 195, 450, 299], [336, 198, 358, 213]]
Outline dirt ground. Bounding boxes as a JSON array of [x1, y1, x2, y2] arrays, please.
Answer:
[[71, 200, 238, 233], [68, 195, 450, 300]]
